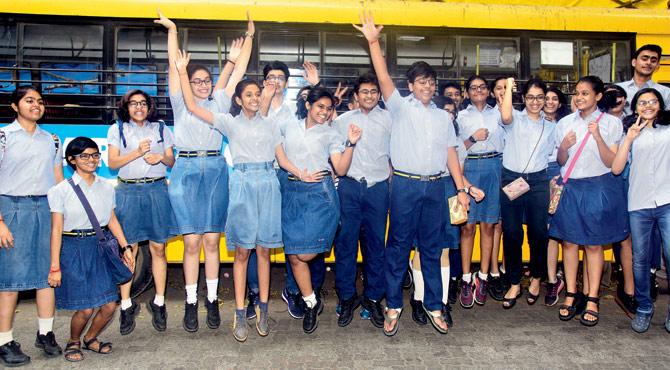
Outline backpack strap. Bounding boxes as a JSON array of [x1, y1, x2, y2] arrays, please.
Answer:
[[116, 119, 127, 148], [157, 120, 165, 144], [51, 133, 60, 155]]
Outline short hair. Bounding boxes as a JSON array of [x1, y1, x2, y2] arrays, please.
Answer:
[[116, 89, 158, 123], [441, 82, 462, 95], [65, 136, 99, 170], [354, 72, 380, 93], [297, 86, 334, 120], [465, 75, 488, 91], [633, 44, 662, 59], [489, 76, 507, 91], [432, 95, 454, 108], [263, 61, 290, 80], [406, 61, 436, 83]]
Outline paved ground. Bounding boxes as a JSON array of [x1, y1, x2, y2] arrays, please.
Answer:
[[8, 265, 670, 370]]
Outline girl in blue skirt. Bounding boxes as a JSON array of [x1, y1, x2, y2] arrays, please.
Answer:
[[0, 86, 64, 366], [550, 76, 628, 327], [47, 137, 135, 362], [107, 89, 176, 334], [155, 12, 254, 332]]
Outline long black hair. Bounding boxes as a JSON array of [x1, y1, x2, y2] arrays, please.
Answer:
[[229, 79, 261, 117], [10, 85, 44, 118], [622, 87, 670, 131], [296, 86, 334, 120], [546, 86, 570, 121], [116, 89, 158, 122]]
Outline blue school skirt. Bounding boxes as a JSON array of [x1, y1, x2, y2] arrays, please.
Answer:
[[463, 155, 502, 224], [442, 176, 461, 249], [0, 195, 50, 291], [282, 176, 340, 255], [226, 162, 282, 250], [115, 179, 176, 244], [168, 155, 229, 235], [56, 233, 119, 310], [549, 172, 629, 246]]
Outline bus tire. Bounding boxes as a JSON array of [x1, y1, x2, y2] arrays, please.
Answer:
[[130, 241, 154, 298]]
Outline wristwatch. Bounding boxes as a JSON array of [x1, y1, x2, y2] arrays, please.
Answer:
[[468, 135, 477, 144], [457, 188, 468, 194], [345, 140, 356, 148], [119, 245, 131, 254]]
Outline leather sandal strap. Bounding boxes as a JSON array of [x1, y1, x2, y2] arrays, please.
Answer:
[[586, 296, 600, 304], [565, 291, 577, 298]]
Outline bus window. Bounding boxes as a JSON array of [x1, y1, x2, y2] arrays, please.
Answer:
[[460, 36, 520, 80], [324, 32, 386, 80], [530, 39, 577, 87], [579, 40, 630, 83], [183, 28, 247, 73]]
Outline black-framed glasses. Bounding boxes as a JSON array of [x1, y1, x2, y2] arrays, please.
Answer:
[[525, 95, 546, 102], [75, 153, 101, 160], [469, 84, 488, 92], [128, 100, 148, 108], [189, 78, 212, 86]]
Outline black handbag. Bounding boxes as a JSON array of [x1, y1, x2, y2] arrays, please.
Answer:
[[67, 179, 133, 285]]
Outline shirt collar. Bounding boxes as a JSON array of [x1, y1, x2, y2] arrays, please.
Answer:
[[71, 172, 102, 186], [406, 94, 437, 109], [465, 103, 495, 113], [5, 120, 49, 136], [626, 78, 657, 89]]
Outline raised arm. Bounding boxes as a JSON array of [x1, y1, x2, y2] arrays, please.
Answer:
[[353, 12, 394, 100], [330, 124, 362, 176], [154, 11, 181, 95], [224, 12, 255, 97], [174, 50, 216, 125], [213, 37, 243, 92], [501, 77, 514, 125], [612, 116, 643, 175], [260, 82, 277, 117]]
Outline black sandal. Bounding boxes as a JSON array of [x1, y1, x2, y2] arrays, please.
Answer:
[[502, 290, 522, 310], [579, 297, 600, 327], [558, 292, 586, 321], [82, 337, 112, 354], [64, 341, 84, 362]]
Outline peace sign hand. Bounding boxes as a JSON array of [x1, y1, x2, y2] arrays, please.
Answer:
[[626, 114, 645, 141]]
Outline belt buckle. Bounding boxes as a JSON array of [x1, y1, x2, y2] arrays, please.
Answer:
[[420, 175, 429, 182], [196, 151, 207, 158], [76, 230, 85, 238]]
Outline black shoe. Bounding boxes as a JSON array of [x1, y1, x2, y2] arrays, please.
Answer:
[[410, 297, 427, 326], [146, 300, 168, 332], [314, 288, 325, 315], [119, 300, 140, 336], [34, 331, 61, 357], [651, 273, 659, 302], [303, 298, 322, 334], [0, 341, 30, 367], [183, 301, 199, 333], [361, 297, 384, 328], [403, 267, 413, 289], [442, 304, 453, 328], [615, 286, 637, 319], [488, 275, 505, 301], [204, 298, 221, 329], [448, 278, 459, 305], [337, 295, 360, 327], [246, 290, 259, 320]]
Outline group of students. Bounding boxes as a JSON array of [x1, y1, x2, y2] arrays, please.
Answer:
[[1, 10, 670, 367]]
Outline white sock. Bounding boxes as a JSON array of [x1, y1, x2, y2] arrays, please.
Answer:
[[303, 292, 317, 308], [206, 279, 219, 303], [462, 273, 472, 284], [500, 266, 506, 274], [153, 295, 165, 307], [0, 331, 12, 346], [412, 268, 424, 301], [478, 271, 488, 280], [120, 298, 132, 311], [490, 272, 500, 278], [185, 284, 198, 304], [38, 317, 54, 335], [441, 267, 451, 304]]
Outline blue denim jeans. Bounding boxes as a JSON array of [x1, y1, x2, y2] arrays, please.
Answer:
[[334, 177, 389, 301], [630, 203, 670, 313], [386, 175, 446, 311], [245, 252, 325, 295]]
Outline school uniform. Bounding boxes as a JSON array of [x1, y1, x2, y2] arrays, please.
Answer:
[[549, 110, 629, 245], [168, 90, 230, 235], [47, 173, 118, 310], [384, 89, 460, 312], [500, 110, 555, 285], [280, 118, 343, 255], [0, 120, 62, 291], [457, 104, 505, 224], [107, 121, 176, 244], [616, 79, 670, 115], [626, 123, 670, 314], [331, 106, 391, 302], [211, 112, 283, 249]]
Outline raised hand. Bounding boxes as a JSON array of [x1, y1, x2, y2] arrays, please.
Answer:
[[262, 82, 278, 100], [347, 123, 362, 144], [560, 130, 577, 150], [173, 49, 191, 74], [352, 11, 383, 42], [154, 10, 176, 31], [303, 61, 320, 86], [333, 82, 349, 108], [626, 114, 645, 141], [506, 77, 515, 91], [246, 11, 255, 37], [228, 37, 244, 64]]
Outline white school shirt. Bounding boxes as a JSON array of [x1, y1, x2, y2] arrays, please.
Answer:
[[457, 103, 505, 154], [281, 119, 344, 173], [170, 89, 231, 151], [554, 110, 623, 179], [212, 112, 282, 164], [332, 106, 391, 185], [384, 89, 460, 176], [48, 172, 115, 231], [107, 121, 174, 179], [627, 124, 670, 211], [0, 120, 62, 196], [502, 110, 556, 173], [617, 79, 670, 116]]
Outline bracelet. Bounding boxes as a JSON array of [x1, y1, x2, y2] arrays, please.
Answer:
[[457, 188, 468, 194], [245, 32, 254, 39], [49, 267, 60, 273], [168, 30, 178, 34], [369, 39, 379, 45], [466, 185, 472, 195], [226, 59, 236, 65]]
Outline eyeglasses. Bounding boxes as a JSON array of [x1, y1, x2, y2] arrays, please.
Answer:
[[525, 95, 546, 102], [413, 78, 436, 87], [189, 78, 212, 86], [128, 100, 148, 108], [75, 153, 101, 160], [266, 75, 286, 82], [468, 84, 488, 92], [357, 89, 379, 96], [637, 99, 659, 107]]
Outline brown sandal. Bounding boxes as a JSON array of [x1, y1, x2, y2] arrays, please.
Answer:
[[82, 337, 112, 354], [64, 341, 84, 362]]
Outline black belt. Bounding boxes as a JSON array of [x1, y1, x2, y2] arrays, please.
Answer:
[[466, 152, 502, 160], [1, 195, 47, 200], [62, 227, 108, 238], [392, 170, 442, 182], [177, 150, 221, 158], [287, 170, 332, 182], [118, 177, 166, 184]]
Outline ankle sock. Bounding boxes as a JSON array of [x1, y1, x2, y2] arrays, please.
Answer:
[[441, 266, 450, 304], [490, 272, 500, 278], [412, 268, 424, 301], [120, 298, 132, 311], [478, 271, 488, 280], [185, 284, 198, 304], [38, 317, 54, 335], [259, 301, 268, 313], [462, 273, 472, 284], [153, 295, 165, 307], [0, 331, 12, 346], [206, 279, 219, 303], [302, 292, 317, 308]]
